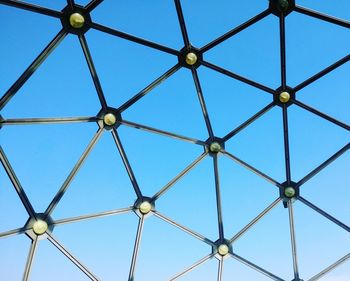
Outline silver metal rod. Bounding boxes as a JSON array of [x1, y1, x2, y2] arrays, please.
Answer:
[[128, 216, 145, 281], [0, 226, 29, 239], [217, 258, 224, 281], [213, 154, 224, 240], [299, 196, 350, 233], [152, 152, 207, 201], [79, 34, 108, 109], [308, 253, 350, 281], [223, 102, 275, 142], [47, 233, 99, 280], [54, 207, 133, 226], [1, 116, 99, 125], [288, 200, 300, 280], [111, 128, 143, 199], [230, 198, 281, 243], [117, 64, 180, 112], [45, 128, 104, 216], [230, 253, 285, 281], [191, 68, 214, 138], [120, 119, 206, 146], [0, 146, 37, 218], [168, 253, 214, 281], [222, 150, 281, 188], [153, 211, 215, 247], [23, 236, 38, 281], [0, 29, 67, 110]]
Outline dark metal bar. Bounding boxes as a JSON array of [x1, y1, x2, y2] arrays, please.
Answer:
[[111, 128, 143, 199], [44, 128, 104, 216], [0, 29, 67, 110], [151, 152, 208, 201], [1, 116, 99, 126], [169, 254, 214, 281], [118, 64, 180, 113], [297, 143, 349, 187], [230, 198, 281, 243], [295, 5, 350, 29], [121, 119, 206, 146], [213, 154, 224, 240], [308, 252, 350, 281], [47, 233, 99, 281], [282, 105, 291, 184], [174, 0, 190, 47], [217, 258, 224, 281], [293, 100, 350, 131], [222, 150, 282, 188], [202, 60, 276, 94], [79, 35, 108, 109], [287, 200, 300, 280], [153, 211, 216, 247], [23, 236, 38, 281], [0, 0, 62, 18], [191, 68, 214, 138], [128, 216, 144, 281], [67, 0, 75, 9], [299, 196, 350, 233], [0, 146, 37, 218], [90, 22, 179, 56], [223, 102, 275, 142], [279, 13, 286, 88], [230, 253, 285, 281], [54, 207, 133, 226], [85, 0, 104, 12], [201, 9, 271, 53], [294, 53, 350, 92]]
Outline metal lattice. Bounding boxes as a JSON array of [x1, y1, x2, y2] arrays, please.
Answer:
[[0, 0, 349, 280]]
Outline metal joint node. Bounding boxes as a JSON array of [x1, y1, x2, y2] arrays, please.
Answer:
[[134, 197, 155, 218], [213, 239, 231, 259], [178, 47, 202, 69], [25, 213, 54, 240], [280, 181, 299, 207], [61, 5, 91, 35], [97, 107, 121, 130], [205, 137, 225, 155], [269, 0, 295, 17], [274, 86, 295, 107]]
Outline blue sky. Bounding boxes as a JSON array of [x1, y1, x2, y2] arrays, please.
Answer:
[[0, 0, 350, 280]]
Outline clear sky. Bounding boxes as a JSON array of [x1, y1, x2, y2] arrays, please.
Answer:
[[0, 0, 350, 281]]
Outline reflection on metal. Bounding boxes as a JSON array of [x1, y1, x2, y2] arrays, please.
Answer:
[[32, 220, 48, 236], [284, 186, 296, 198], [103, 112, 117, 126], [0, 0, 349, 281], [209, 142, 222, 153], [217, 244, 229, 257], [69, 12, 85, 28], [279, 91, 290, 103], [138, 201, 152, 215], [185, 52, 198, 66]]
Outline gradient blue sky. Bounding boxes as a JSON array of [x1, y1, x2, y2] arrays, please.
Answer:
[[0, 0, 350, 280]]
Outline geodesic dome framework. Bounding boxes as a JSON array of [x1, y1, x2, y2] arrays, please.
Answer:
[[0, 0, 349, 280]]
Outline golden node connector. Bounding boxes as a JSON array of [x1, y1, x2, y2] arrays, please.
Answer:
[[69, 13, 85, 28], [218, 244, 229, 256], [209, 142, 221, 153], [103, 113, 117, 126], [32, 219, 48, 235], [279, 91, 290, 103], [139, 201, 152, 214], [185, 52, 198, 66], [284, 187, 296, 198]]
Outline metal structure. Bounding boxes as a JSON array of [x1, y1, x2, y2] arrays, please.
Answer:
[[0, 0, 349, 280]]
